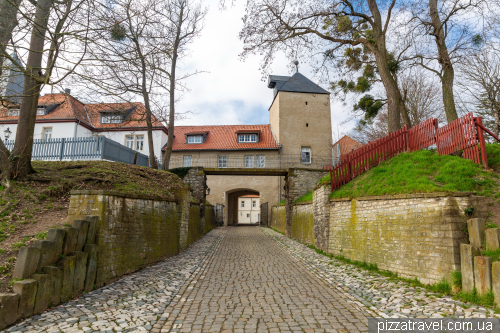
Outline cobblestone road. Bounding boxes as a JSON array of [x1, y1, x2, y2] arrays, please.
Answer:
[[6, 226, 369, 333], [161, 226, 367, 333]]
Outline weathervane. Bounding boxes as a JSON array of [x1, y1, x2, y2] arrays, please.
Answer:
[[293, 60, 299, 73]]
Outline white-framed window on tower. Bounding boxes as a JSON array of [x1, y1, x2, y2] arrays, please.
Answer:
[[301, 147, 311, 164]]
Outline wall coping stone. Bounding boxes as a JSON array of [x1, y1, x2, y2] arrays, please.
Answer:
[[293, 201, 312, 206], [70, 190, 177, 202], [329, 191, 477, 202]]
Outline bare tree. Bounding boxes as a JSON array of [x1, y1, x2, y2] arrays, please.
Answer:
[[162, 0, 205, 170], [410, 0, 486, 123], [77, 0, 204, 170], [352, 68, 445, 142], [0, 0, 23, 81], [239, 0, 412, 133], [456, 47, 500, 137], [0, 0, 92, 179]]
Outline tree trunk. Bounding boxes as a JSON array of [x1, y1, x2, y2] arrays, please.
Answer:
[[0, 0, 23, 79], [494, 107, 500, 139], [429, 0, 458, 123], [162, 4, 183, 170], [367, 0, 407, 132], [11, 0, 52, 178]]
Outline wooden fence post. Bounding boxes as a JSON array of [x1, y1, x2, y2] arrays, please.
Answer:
[[476, 117, 488, 169], [59, 138, 65, 161]]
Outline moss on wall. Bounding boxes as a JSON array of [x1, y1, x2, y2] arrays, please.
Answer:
[[205, 206, 215, 233], [291, 204, 315, 245], [187, 204, 202, 246], [67, 191, 181, 288], [270, 206, 286, 234]]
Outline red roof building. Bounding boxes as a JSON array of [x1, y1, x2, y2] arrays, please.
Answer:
[[332, 135, 363, 164]]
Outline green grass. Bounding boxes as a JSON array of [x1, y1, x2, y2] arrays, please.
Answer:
[[482, 248, 500, 261], [277, 199, 285, 206], [326, 149, 498, 199], [294, 191, 312, 204]]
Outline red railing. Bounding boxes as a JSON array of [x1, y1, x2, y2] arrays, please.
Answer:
[[329, 112, 490, 192]]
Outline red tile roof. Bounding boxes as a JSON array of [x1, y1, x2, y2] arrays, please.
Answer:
[[333, 135, 363, 155], [0, 94, 166, 132], [170, 125, 280, 151]]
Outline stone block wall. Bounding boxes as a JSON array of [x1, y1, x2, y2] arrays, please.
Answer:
[[205, 206, 216, 233], [313, 185, 330, 252], [187, 204, 202, 247], [291, 203, 315, 245], [329, 193, 487, 284], [1, 216, 99, 329], [270, 206, 286, 234], [67, 190, 182, 287]]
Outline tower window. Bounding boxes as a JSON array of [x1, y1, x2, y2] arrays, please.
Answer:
[[305, 102, 308, 105], [306, 123, 308, 127], [301, 147, 311, 164]]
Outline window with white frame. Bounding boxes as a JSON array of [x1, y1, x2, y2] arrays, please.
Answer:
[[36, 108, 46, 116], [42, 127, 52, 140], [241, 201, 245, 208], [135, 135, 144, 151], [218, 155, 227, 168], [247, 214, 250, 218], [100, 113, 124, 124], [187, 135, 202, 144], [252, 201, 256, 207], [256, 155, 265, 168], [125, 135, 134, 149], [301, 147, 311, 164], [183, 155, 192, 167], [238, 134, 257, 143], [244, 155, 254, 168], [7, 109, 20, 117]]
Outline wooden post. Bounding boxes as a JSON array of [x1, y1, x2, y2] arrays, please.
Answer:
[[133, 152, 138, 165], [476, 117, 488, 169]]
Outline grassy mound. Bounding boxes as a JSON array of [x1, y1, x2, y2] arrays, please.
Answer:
[[326, 148, 498, 199]]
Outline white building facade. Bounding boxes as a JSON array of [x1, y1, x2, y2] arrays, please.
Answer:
[[238, 195, 260, 224]]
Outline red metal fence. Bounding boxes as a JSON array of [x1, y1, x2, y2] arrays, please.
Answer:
[[328, 112, 489, 192]]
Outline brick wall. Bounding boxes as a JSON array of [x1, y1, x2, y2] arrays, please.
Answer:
[[329, 193, 487, 284]]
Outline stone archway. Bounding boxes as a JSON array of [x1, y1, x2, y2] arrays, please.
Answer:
[[224, 188, 260, 226]]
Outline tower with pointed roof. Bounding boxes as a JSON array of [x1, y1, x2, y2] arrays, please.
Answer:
[[0, 53, 24, 104], [267, 72, 332, 162]]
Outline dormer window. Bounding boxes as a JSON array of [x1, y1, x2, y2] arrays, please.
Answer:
[[238, 134, 258, 143], [187, 135, 203, 144], [101, 113, 124, 124], [7, 109, 20, 117], [36, 107, 46, 116]]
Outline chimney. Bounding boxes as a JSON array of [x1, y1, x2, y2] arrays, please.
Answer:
[[65, 88, 71, 94]]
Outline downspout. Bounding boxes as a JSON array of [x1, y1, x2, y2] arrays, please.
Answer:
[[279, 144, 282, 202]]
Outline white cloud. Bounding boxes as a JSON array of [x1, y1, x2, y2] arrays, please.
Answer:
[[174, 0, 354, 132]]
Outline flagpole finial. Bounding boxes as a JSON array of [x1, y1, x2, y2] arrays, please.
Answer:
[[293, 60, 299, 73]]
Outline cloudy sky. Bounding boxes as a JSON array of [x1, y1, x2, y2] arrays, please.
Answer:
[[174, 0, 352, 135]]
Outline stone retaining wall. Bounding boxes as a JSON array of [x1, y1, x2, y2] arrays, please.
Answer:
[[329, 193, 487, 284], [291, 203, 315, 245], [1, 216, 99, 329], [270, 206, 286, 234], [270, 187, 487, 284]]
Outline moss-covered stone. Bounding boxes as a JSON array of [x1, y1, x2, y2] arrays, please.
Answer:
[[291, 204, 315, 246], [270, 206, 286, 234]]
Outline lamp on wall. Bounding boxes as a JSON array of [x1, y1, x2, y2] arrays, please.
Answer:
[[4, 127, 12, 141]]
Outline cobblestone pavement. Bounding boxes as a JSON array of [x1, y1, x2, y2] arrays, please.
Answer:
[[5, 229, 225, 333], [160, 226, 368, 333], [260, 227, 500, 320]]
